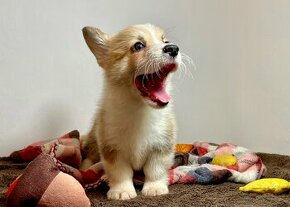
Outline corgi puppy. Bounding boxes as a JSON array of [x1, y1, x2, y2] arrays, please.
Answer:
[[81, 23, 181, 200]]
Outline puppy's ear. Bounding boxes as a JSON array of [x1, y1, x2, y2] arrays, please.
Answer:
[[82, 26, 110, 66]]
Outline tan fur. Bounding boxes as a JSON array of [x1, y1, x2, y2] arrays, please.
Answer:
[[101, 144, 117, 164], [81, 24, 180, 200]]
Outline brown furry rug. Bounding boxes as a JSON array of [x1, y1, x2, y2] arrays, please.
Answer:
[[1, 153, 289, 207]]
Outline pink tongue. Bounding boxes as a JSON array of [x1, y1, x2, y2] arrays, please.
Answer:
[[148, 85, 171, 104], [135, 64, 176, 105], [146, 76, 171, 104]]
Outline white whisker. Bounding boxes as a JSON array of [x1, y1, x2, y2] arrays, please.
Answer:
[[178, 52, 195, 80]]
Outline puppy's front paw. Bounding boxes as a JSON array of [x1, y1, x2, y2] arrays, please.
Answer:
[[142, 182, 169, 196], [107, 189, 137, 200]]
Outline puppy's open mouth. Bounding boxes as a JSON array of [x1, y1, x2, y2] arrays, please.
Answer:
[[134, 63, 176, 108]]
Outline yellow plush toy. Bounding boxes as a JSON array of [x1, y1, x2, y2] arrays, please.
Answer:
[[239, 178, 290, 194], [211, 154, 237, 167]]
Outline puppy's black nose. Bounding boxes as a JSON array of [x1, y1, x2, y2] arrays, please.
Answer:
[[163, 44, 179, 57]]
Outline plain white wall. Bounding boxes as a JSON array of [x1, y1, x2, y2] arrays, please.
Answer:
[[0, 1, 289, 156]]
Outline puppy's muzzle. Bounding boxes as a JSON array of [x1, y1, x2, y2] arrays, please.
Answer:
[[163, 44, 179, 57]]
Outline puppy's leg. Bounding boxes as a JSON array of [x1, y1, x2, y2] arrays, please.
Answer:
[[103, 151, 136, 200], [80, 135, 100, 170], [142, 151, 173, 196]]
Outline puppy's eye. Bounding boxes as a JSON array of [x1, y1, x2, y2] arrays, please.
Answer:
[[132, 42, 145, 52], [164, 41, 170, 44]]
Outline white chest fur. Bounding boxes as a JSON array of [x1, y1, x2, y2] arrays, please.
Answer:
[[99, 84, 172, 170]]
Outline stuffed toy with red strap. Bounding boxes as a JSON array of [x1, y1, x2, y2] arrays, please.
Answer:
[[6, 154, 90, 207]]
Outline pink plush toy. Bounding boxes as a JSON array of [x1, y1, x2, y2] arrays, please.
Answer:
[[6, 154, 90, 207]]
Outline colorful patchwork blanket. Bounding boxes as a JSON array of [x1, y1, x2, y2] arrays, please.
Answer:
[[9, 130, 266, 189]]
